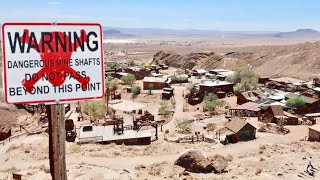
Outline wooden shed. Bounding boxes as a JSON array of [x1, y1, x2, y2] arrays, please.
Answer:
[[222, 118, 256, 143], [237, 91, 258, 105], [199, 80, 234, 94], [283, 111, 299, 125], [229, 102, 261, 117], [143, 77, 168, 90], [264, 105, 286, 124], [308, 126, 320, 142], [0, 126, 12, 141]]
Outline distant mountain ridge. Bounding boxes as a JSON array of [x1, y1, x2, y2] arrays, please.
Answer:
[[103, 29, 134, 38], [274, 28, 320, 38]]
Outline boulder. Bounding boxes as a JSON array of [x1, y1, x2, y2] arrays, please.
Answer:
[[174, 150, 213, 173], [207, 154, 228, 173]]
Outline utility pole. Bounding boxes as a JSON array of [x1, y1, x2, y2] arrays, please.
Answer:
[[47, 104, 67, 180]]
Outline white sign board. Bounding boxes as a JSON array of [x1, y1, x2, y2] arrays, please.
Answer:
[[1, 23, 104, 104]]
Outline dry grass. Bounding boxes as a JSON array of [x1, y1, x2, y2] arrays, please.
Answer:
[[68, 144, 81, 154], [148, 161, 168, 176], [225, 154, 234, 162], [310, 143, 320, 150], [1, 166, 18, 173], [258, 144, 267, 154]]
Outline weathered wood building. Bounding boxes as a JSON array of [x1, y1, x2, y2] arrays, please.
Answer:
[[308, 125, 320, 142], [143, 77, 169, 90], [199, 80, 234, 94], [220, 118, 256, 143]]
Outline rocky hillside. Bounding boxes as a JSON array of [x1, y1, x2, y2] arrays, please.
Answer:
[[152, 41, 320, 80], [152, 51, 224, 70]]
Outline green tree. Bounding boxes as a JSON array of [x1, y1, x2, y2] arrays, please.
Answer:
[[83, 100, 106, 123], [121, 74, 136, 86], [105, 79, 119, 111], [131, 85, 141, 95], [226, 69, 259, 93], [285, 96, 306, 108], [203, 93, 223, 114]]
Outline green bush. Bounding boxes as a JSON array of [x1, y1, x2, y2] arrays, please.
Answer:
[[285, 96, 306, 108], [171, 75, 188, 82], [158, 101, 170, 117], [203, 93, 223, 113], [206, 123, 216, 132], [83, 100, 106, 122], [121, 74, 136, 86], [128, 60, 136, 67], [131, 85, 141, 95], [226, 69, 259, 93]]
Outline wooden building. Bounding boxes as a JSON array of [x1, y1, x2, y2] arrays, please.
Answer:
[[192, 69, 207, 76], [237, 91, 258, 105], [0, 126, 11, 141], [264, 105, 286, 124], [308, 125, 320, 142], [283, 111, 299, 125], [221, 118, 256, 143], [143, 77, 169, 90], [285, 94, 320, 113], [125, 67, 151, 80], [199, 80, 234, 94], [229, 102, 261, 117]]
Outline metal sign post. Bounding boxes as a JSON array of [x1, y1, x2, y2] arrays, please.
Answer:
[[1, 22, 104, 180]]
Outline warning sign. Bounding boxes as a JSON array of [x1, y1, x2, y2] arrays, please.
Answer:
[[1, 23, 104, 104]]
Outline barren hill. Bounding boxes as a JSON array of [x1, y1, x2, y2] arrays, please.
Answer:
[[152, 41, 320, 80]]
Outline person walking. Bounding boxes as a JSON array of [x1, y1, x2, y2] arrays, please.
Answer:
[[307, 156, 314, 172]]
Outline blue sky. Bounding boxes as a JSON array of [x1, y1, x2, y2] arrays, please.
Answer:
[[1, 0, 320, 31]]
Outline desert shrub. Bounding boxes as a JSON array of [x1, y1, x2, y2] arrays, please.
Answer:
[[175, 118, 193, 134], [158, 101, 170, 117], [131, 85, 141, 95], [208, 75, 217, 80], [285, 96, 306, 108], [107, 63, 120, 69], [259, 144, 266, 150], [121, 74, 136, 86], [226, 69, 259, 93], [255, 168, 262, 175], [287, 109, 295, 114], [171, 75, 188, 83], [206, 123, 216, 132], [83, 100, 106, 122], [277, 118, 287, 130], [203, 93, 223, 113], [128, 60, 136, 67]]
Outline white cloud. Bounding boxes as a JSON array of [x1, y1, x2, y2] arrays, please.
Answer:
[[48, 1, 61, 5]]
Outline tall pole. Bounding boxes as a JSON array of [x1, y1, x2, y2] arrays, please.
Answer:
[[47, 104, 67, 180]]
